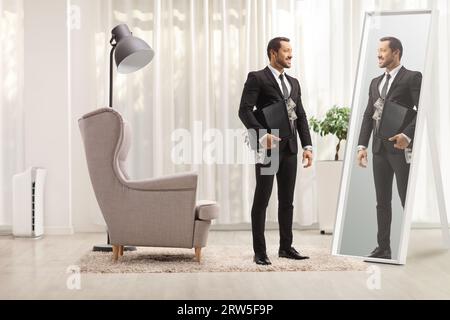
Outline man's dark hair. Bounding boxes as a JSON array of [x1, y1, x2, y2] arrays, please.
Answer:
[[267, 37, 290, 60], [380, 36, 403, 59]]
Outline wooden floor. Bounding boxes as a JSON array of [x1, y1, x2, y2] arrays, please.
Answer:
[[0, 229, 449, 300]]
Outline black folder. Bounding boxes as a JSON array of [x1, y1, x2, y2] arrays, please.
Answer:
[[255, 100, 293, 139], [376, 100, 417, 140]]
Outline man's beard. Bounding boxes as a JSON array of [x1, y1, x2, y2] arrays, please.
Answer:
[[379, 58, 392, 68], [277, 57, 291, 68]]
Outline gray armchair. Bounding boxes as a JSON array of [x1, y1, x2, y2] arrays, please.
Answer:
[[78, 108, 219, 262]]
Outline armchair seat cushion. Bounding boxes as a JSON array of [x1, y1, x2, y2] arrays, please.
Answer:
[[195, 200, 219, 221]]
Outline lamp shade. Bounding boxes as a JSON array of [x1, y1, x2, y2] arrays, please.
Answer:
[[111, 24, 154, 74]]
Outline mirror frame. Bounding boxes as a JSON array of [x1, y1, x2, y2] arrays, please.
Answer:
[[331, 10, 435, 265]]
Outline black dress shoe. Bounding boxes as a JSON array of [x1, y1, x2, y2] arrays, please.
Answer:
[[253, 254, 272, 265], [367, 247, 391, 259], [278, 247, 309, 260]]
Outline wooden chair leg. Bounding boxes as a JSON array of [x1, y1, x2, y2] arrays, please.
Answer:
[[195, 247, 202, 263], [112, 245, 119, 261], [119, 245, 124, 257]]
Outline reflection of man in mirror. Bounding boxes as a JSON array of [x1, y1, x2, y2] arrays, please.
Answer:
[[357, 37, 422, 259]]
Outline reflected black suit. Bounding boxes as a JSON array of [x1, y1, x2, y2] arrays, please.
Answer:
[[239, 67, 312, 255], [358, 66, 422, 250]]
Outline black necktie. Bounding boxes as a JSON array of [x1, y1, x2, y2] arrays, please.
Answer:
[[280, 73, 295, 133], [381, 73, 391, 99], [279, 74, 289, 100]]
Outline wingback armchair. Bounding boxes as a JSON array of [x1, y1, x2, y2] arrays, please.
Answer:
[[78, 108, 219, 262]]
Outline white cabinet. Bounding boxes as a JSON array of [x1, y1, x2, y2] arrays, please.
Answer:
[[316, 161, 343, 234]]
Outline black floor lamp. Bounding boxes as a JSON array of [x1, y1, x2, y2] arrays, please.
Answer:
[[108, 24, 154, 108], [93, 24, 154, 252]]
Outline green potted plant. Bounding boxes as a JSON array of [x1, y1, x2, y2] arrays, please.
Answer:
[[309, 106, 351, 234], [309, 106, 350, 161]]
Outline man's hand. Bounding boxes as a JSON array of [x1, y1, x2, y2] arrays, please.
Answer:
[[259, 134, 281, 150], [357, 149, 368, 168], [389, 134, 410, 150], [303, 150, 313, 168]]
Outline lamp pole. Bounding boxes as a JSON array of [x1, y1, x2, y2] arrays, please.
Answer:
[[109, 37, 117, 108]]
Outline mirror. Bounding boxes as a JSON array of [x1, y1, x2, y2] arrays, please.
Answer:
[[332, 11, 433, 264]]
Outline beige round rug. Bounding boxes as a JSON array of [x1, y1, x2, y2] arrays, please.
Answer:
[[78, 245, 367, 273]]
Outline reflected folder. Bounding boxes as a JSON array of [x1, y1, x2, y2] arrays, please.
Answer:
[[376, 100, 417, 140], [255, 100, 293, 139]]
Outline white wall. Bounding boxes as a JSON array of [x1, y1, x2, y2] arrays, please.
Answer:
[[0, 0, 24, 229], [20, 0, 104, 234], [69, 0, 105, 232], [23, 0, 72, 234]]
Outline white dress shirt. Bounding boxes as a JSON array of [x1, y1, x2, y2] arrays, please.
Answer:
[[378, 64, 402, 96], [268, 64, 292, 96]]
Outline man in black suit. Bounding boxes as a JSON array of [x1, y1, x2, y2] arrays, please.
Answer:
[[239, 37, 313, 265], [357, 37, 422, 259]]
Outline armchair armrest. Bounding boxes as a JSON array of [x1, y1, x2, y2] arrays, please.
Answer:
[[195, 200, 220, 221], [123, 172, 198, 191]]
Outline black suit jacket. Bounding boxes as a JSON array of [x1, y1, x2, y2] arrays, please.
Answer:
[[358, 66, 422, 154], [238, 67, 312, 154]]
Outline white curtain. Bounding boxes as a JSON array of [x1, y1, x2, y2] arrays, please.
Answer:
[[0, 0, 23, 228], [70, 0, 449, 226], [1, 0, 447, 230], [413, 0, 450, 224], [82, 0, 320, 226]]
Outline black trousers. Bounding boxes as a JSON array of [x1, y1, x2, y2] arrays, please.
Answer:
[[372, 146, 410, 250], [251, 146, 297, 255]]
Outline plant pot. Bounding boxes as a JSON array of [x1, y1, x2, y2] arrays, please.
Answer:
[[316, 160, 343, 234]]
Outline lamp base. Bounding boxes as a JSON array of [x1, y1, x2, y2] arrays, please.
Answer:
[[92, 245, 137, 252]]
